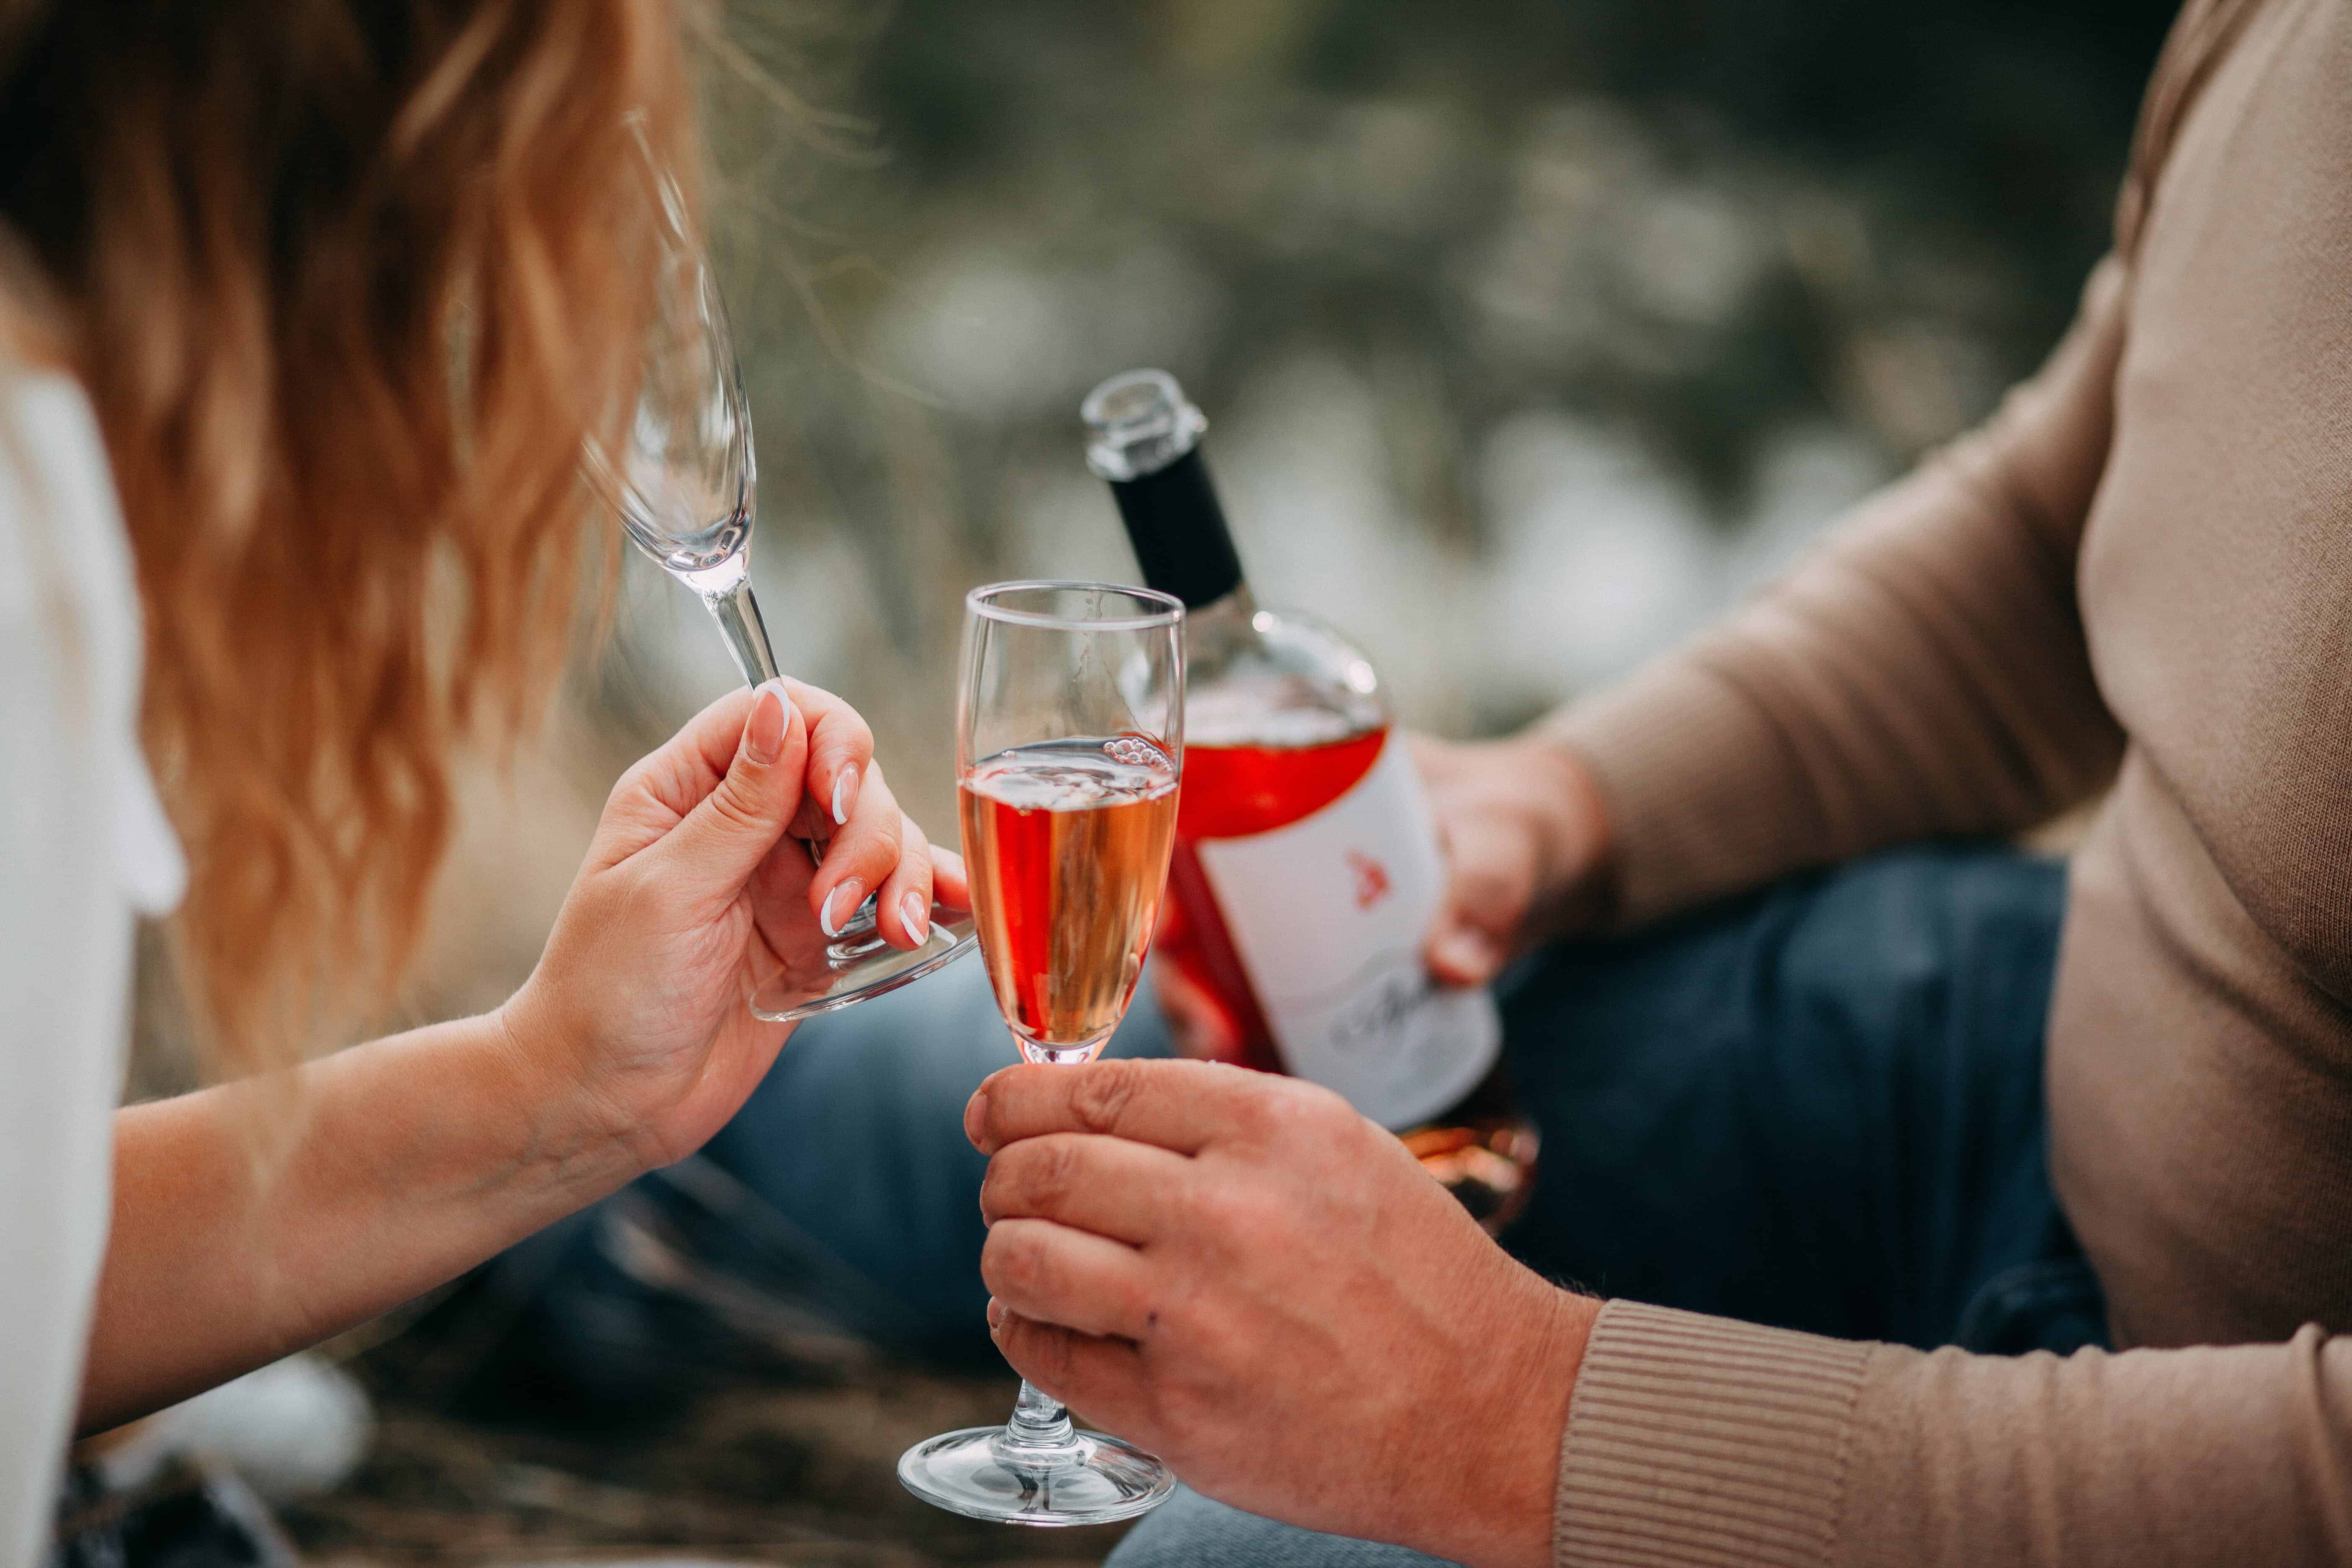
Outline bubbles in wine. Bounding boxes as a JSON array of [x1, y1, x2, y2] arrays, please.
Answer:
[[964, 739, 1177, 812]]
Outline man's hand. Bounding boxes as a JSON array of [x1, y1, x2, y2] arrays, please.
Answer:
[[967, 1058, 1599, 1568], [1415, 732, 1613, 988]]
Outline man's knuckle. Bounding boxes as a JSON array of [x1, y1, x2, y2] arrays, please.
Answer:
[[1025, 1137, 1080, 1208], [1017, 1228, 1074, 1302], [982, 1229, 1041, 1298], [1247, 1079, 1326, 1142], [1187, 1180, 1259, 1238], [1169, 1175, 1220, 1230], [1127, 1278, 1165, 1341], [1280, 1080, 1361, 1148], [1151, 1281, 1209, 1345], [1223, 1084, 1282, 1142], [1070, 1062, 1139, 1135], [1296, 1077, 1356, 1122]]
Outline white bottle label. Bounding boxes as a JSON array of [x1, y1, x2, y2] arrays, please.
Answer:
[[1194, 733, 1501, 1130]]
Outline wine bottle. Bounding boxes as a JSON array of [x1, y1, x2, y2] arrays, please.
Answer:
[[1081, 369, 1539, 1230]]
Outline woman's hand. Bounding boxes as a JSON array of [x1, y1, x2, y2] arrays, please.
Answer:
[[91, 680, 963, 1429], [967, 1057, 1597, 1568], [1414, 731, 1614, 987], [501, 679, 966, 1173]]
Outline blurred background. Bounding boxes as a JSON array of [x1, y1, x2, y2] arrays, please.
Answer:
[[124, 0, 2178, 1561], [415, 0, 2185, 1023]]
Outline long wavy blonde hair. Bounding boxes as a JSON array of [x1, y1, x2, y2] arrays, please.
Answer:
[[0, 1, 699, 1076]]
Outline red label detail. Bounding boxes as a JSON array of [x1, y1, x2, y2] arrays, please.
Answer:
[[1155, 723, 1393, 1076], [1346, 850, 1393, 912]]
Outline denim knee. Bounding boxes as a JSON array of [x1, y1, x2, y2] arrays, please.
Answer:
[[1108, 1490, 1464, 1568]]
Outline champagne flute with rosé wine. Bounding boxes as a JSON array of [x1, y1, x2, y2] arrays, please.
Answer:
[[581, 116, 977, 1020], [896, 581, 1186, 1525]]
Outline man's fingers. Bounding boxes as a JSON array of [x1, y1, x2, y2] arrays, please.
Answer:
[[651, 681, 808, 892], [981, 1132, 1192, 1243], [1421, 814, 1530, 988], [983, 1220, 1159, 1342], [965, 1057, 1282, 1156], [989, 1305, 1154, 1430], [1425, 914, 1504, 988]]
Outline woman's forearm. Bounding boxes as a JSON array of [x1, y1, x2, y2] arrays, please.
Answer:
[[80, 680, 903, 1433], [80, 1009, 642, 1433]]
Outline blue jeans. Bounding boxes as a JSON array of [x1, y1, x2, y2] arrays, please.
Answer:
[[1116, 844, 2100, 1567], [464, 961, 1177, 1408], [497, 845, 2100, 1562]]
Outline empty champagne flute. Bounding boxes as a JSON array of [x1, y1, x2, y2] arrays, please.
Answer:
[[896, 582, 1185, 1525], [584, 119, 975, 1020]]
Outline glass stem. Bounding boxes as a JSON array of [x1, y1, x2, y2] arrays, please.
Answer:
[[701, 572, 780, 688], [995, 1380, 1082, 1464], [699, 569, 826, 866]]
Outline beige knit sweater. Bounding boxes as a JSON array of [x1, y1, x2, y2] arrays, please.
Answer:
[[1544, 0, 2352, 1560]]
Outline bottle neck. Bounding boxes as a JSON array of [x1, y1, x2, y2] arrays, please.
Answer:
[[1103, 449, 1246, 611], [1181, 582, 1259, 679]]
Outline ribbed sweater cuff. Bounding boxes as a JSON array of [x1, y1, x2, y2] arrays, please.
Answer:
[[1555, 1300, 1871, 1568], [1540, 660, 1808, 929]]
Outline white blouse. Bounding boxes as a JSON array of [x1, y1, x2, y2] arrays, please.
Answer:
[[0, 365, 184, 1568]]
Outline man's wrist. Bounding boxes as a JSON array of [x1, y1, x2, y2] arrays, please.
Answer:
[[1418, 1274, 1602, 1568], [1493, 1286, 1601, 1568]]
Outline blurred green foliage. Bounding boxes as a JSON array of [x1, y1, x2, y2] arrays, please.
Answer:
[[612, 0, 2178, 805]]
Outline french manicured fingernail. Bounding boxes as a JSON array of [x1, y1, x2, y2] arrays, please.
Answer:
[[744, 680, 791, 766], [832, 767, 860, 826], [902, 891, 930, 943], [987, 1298, 1006, 1331], [820, 879, 863, 938]]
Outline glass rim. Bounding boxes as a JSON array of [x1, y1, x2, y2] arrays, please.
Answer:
[[964, 579, 1186, 632]]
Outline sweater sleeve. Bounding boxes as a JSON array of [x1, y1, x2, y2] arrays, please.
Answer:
[[1544, 257, 2131, 928], [1554, 1301, 2352, 1566]]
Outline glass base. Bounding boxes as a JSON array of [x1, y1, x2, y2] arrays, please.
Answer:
[[897, 1424, 1174, 1526], [748, 900, 978, 1022], [1014, 1032, 1114, 1066]]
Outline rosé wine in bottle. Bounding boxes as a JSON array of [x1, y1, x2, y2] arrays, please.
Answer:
[[1081, 370, 1538, 1229], [960, 737, 1181, 1061]]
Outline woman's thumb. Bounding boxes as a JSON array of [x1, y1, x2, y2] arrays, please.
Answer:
[[662, 680, 805, 889]]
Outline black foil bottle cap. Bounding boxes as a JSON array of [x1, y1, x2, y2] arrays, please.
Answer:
[[1082, 369, 1244, 610]]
